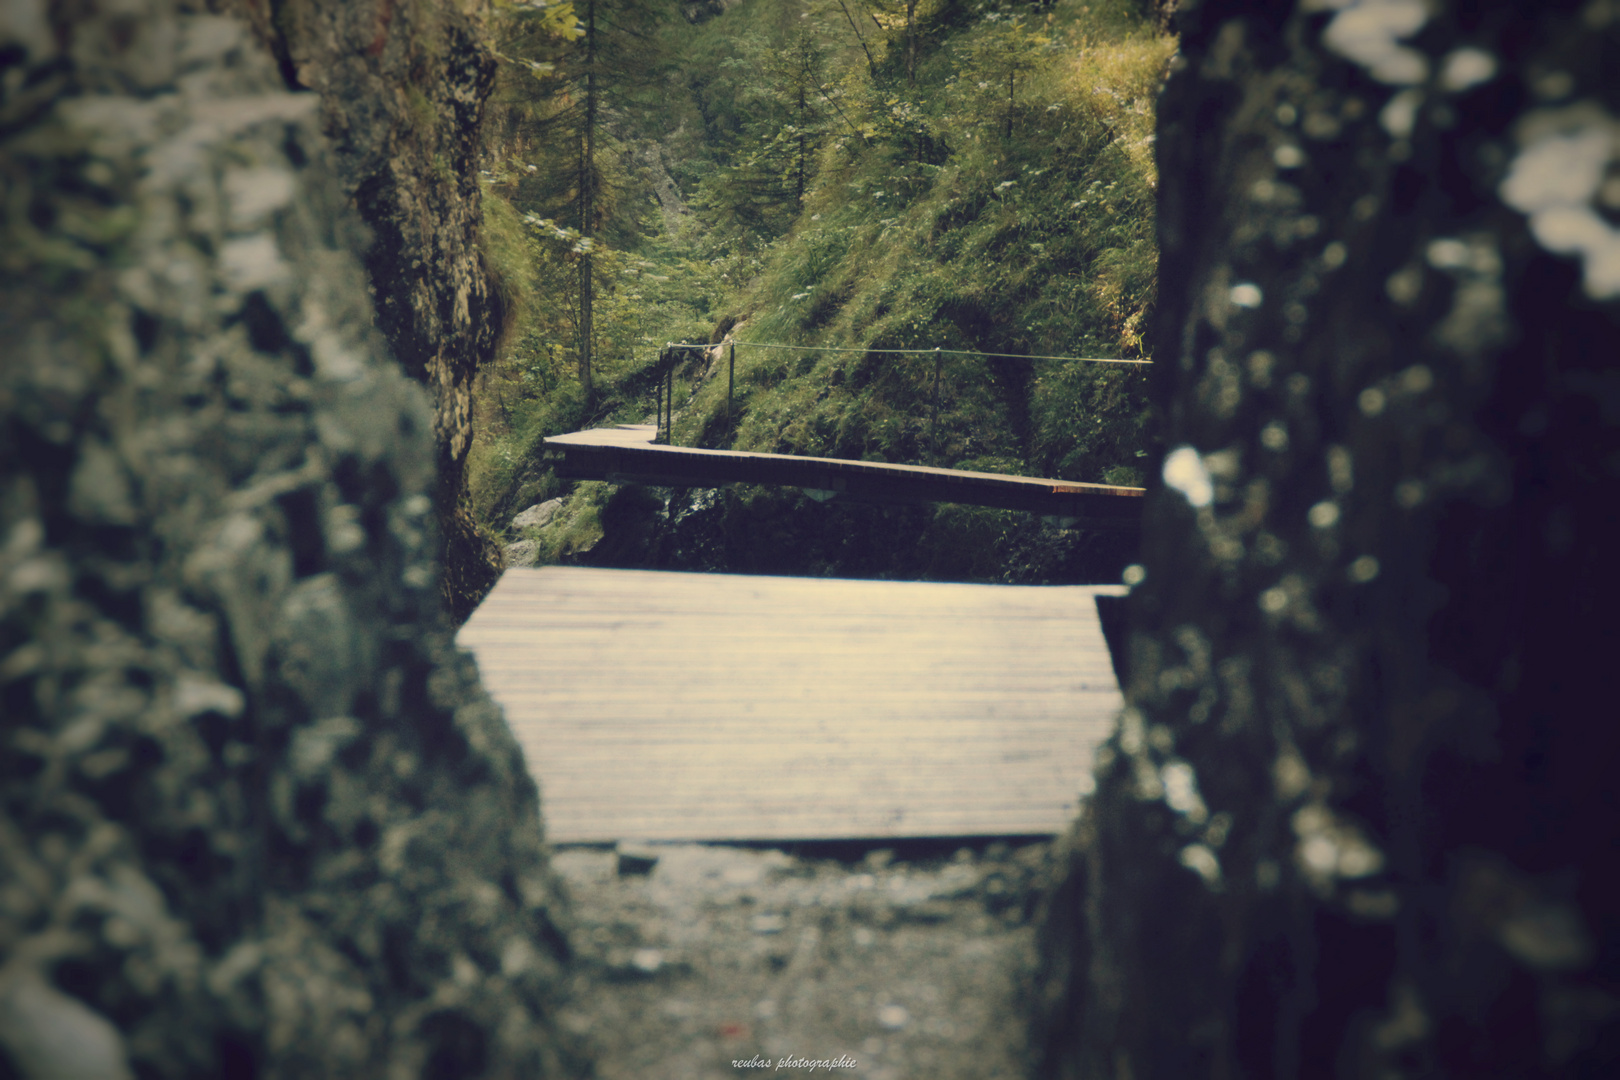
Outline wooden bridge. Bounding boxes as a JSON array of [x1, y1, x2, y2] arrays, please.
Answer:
[[545, 425, 1144, 528], [458, 567, 1128, 844]]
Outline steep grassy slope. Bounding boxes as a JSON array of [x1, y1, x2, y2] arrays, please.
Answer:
[[473, 0, 1173, 583]]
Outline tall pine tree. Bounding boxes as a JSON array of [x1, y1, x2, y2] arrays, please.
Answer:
[[488, 0, 670, 401], [698, 8, 841, 240]]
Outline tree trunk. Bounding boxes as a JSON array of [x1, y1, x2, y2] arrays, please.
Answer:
[[1031, 2, 1620, 1076], [796, 82, 808, 206], [835, 0, 878, 79], [1006, 65, 1014, 140], [906, 0, 918, 86], [578, 0, 598, 403]]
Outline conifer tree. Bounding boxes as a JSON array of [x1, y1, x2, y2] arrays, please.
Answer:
[[578, 0, 599, 398], [488, 0, 670, 402], [699, 10, 841, 238], [960, 10, 1047, 141]]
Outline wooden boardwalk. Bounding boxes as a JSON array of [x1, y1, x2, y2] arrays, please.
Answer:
[[457, 567, 1127, 843], [545, 425, 1144, 527]]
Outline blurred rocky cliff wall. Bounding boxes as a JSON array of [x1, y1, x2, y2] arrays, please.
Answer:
[[208, 0, 507, 623], [0, 2, 583, 1076], [1032, 0, 1619, 1076]]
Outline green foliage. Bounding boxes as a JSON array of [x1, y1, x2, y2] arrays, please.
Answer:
[[492, 0, 582, 44], [470, 180, 724, 526], [692, 20, 841, 238], [693, 0, 1171, 473], [470, 0, 1173, 581], [528, 480, 612, 562], [1030, 362, 1151, 485], [958, 9, 1052, 138]]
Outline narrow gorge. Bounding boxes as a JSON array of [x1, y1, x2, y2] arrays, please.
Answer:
[[3, 1, 1616, 1078]]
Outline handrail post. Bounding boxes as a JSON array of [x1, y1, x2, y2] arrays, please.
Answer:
[[930, 347, 942, 457], [727, 341, 735, 427], [666, 364, 674, 446]]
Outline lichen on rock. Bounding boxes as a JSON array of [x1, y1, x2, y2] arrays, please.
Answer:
[[1, 3, 584, 1076], [208, 0, 512, 622], [1030, 1, 1620, 1076]]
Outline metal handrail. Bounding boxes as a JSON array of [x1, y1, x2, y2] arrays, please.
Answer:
[[656, 339, 1145, 456]]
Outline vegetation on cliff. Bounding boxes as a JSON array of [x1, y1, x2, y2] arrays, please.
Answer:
[[1031, 1, 1620, 1074], [470, 0, 1173, 582], [214, 0, 512, 622]]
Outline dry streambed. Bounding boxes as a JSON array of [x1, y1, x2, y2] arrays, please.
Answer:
[[552, 840, 1056, 1079]]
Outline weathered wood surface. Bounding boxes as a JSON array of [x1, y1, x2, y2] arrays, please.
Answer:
[[457, 567, 1127, 843], [544, 425, 1145, 527]]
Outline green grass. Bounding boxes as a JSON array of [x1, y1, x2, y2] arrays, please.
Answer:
[[470, 0, 1172, 581]]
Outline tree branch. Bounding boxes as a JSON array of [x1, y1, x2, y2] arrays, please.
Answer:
[[834, 0, 879, 79]]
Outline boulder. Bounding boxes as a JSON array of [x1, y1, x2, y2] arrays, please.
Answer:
[[505, 539, 543, 569], [513, 498, 565, 533]]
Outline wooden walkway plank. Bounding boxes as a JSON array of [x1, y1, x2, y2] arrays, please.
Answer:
[[543, 425, 1144, 527], [457, 567, 1127, 843]]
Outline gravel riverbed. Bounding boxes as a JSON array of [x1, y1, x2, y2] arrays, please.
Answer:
[[551, 839, 1058, 1079]]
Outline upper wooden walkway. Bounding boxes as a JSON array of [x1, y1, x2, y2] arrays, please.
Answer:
[[458, 567, 1127, 844], [545, 425, 1144, 528]]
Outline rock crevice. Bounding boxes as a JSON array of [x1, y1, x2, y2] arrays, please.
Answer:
[[211, 0, 509, 622]]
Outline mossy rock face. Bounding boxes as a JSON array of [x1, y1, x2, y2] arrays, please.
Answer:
[[0, 5, 585, 1077], [1030, 2, 1620, 1077], [214, 0, 508, 623]]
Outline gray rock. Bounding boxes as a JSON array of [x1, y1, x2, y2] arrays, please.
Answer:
[[513, 497, 564, 532], [1030, 4, 1620, 1078], [211, 0, 509, 621], [616, 843, 661, 877], [0, 4, 586, 1076], [750, 913, 788, 935], [875, 1004, 910, 1031], [504, 539, 542, 568]]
